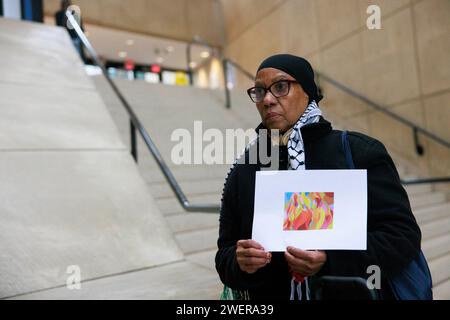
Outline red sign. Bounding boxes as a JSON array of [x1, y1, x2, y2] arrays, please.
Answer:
[[124, 59, 135, 71], [151, 64, 161, 73]]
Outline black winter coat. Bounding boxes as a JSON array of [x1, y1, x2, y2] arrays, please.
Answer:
[[215, 117, 422, 300]]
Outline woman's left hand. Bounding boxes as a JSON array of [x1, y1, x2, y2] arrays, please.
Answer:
[[284, 247, 327, 276]]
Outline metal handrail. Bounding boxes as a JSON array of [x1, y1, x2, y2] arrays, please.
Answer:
[[68, 10, 448, 191], [224, 58, 254, 80], [186, 36, 232, 109], [316, 73, 450, 152], [220, 56, 450, 185], [225, 58, 450, 152], [186, 35, 215, 85], [400, 177, 450, 185], [66, 11, 220, 213]]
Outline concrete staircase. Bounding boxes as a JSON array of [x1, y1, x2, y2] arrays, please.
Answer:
[[94, 76, 450, 300], [93, 78, 258, 275], [6, 15, 445, 301], [0, 17, 222, 300], [406, 184, 450, 298]]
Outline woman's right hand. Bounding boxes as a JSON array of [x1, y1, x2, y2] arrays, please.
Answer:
[[236, 239, 272, 274]]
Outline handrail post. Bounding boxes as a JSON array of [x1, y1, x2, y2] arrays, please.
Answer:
[[413, 127, 424, 156], [186, 41, 193, 86], [130, 119, 138, 162], [223, 59, 231, 109]]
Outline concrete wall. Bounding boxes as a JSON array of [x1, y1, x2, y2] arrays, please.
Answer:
[[43, 0, 225, 46], [220, 0, 450, 179]]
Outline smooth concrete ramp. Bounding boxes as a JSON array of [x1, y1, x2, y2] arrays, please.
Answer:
[[0, 18, 183, 299], [11, 261, 220, 300]]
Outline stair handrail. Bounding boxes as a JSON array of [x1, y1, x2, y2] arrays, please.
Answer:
[[69, 13, 449, 189], [66, 11, 220, 213], [220, 55, 450, 185], [186, 36, 233, 109], [224, 57, 450, 153]]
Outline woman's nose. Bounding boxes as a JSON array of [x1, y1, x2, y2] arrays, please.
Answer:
[[263, 90, 277, 105]]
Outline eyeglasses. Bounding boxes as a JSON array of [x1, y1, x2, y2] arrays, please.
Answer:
[[247, 80, 298, 103]]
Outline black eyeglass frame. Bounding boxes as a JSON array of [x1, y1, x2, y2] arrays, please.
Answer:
[[247, 80, 298, 103]]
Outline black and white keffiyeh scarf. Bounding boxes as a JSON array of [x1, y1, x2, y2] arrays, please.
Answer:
[[221, 100, 322, 301], [286, 100, 322, 170], [284, 100, 322, 300]]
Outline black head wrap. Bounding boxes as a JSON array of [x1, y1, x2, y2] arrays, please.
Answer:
[[257, 54, 322, 103]]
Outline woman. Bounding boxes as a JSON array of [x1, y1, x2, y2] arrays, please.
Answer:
[[215, 54, 422, 300]]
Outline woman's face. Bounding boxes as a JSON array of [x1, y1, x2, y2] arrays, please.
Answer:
[[254, 68, 309, 133]]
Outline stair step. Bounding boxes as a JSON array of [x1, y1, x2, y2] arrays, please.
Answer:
[[404, 184, 432, 196], [433, 279, 450, 300], [413, 202, 450, 225], [186, 249, 217, 271], [156, 194, 221, 216], [422, 233, 450, 261], [429, 254, 450, 286], [175, 227, 219, 255], [12, 260, 221, 300], [410, 192, 447, 209], [421, 216, 450, 240], [144, 164, 230, 184], [166, 213, 219, 234], [148, 178, 225, 200]]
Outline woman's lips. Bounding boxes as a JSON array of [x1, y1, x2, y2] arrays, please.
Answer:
[[265, 113, 281, 121]]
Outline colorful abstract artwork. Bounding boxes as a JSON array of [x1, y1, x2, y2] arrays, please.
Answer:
[[283, 192, 334, 231]]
